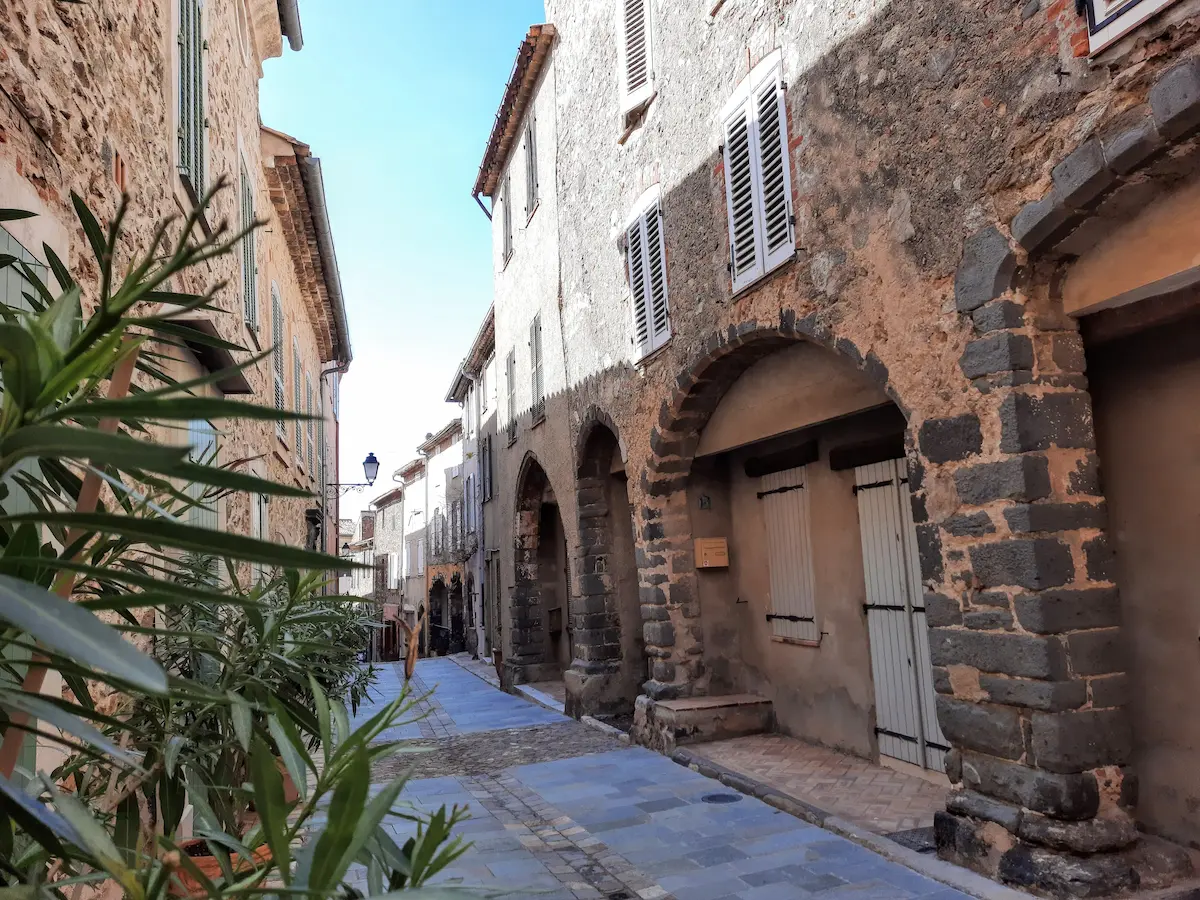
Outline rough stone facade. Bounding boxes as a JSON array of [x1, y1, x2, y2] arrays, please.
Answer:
[[470, 0, 1200, 895], [0, 0, 346, 554]]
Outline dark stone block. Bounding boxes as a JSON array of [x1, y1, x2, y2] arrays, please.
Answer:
[[979, 674, 1087, 712], [944, 512, 995, 537], [946, 789, 1023, 832], [955, 455, 1051, 505], [1051, 332, 1086, 374], [1013, 587, 1121, 634], [964, 608, 1013, 630], [969, 538, 1074, 590], [999, 843, 1138, 897], [974, 590, 1010, 608], [945, 748, 962, 783], [929, 628, 1069, 680], [934, 810, 992, 863], [960, 750, 1099, 820], [971, 299, 1025, 334], [643, 621, 676, 648], [960, 333, 1034, 379], [639, 585, 666, 605], [642, 521, 665, 541], [1089, 673, 1130, 708], [1067, 452, 1102, 496], [1150, 57, 1200, 140], [907, 457, 925, 493], [925, 592, 962, 627], [1067, 627, 1125, 677], [910, 491, 929, 523], [919, 414, 983, 463], [1031, 708, 1132, 772], [915, 522, 943, 581], [954, 226, 1017, 312], [651, 660, 675, 682], [1084, 534, 1115, 581], [863, 351, 889, 386], [1102, 117, 1163, 174], [640, 604, 670, 621], [1003, 501, 1107, 534], [1011, 194, 1076, 253], [1018, 811, 1137, 853], [1051, 139, 1115, 210], [933, 666, 953, 695], [999, 393, 1096, 453], [834, 336, 864, 367], [936, 696, 1024, 759]]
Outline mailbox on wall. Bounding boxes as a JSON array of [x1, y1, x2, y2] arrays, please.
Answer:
[[695, 537, 730, 568]]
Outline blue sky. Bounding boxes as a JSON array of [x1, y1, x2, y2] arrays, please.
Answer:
[[261, 0, 544, 516]]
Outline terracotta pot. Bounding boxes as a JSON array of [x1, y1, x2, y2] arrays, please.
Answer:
[[277, 756, 301, 805], [169, 839, 271, 897]]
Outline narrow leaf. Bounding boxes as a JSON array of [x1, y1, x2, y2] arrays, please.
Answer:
[[248, 736, 290, 883]]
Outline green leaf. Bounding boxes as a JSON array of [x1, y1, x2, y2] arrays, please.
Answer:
[[308, 674, 333, 765], [113, 793, 138, 865], [163, 734, 184, 777], [331, 699, 351, 751], [163, 461, 313, 498], [0, 210, 36, 223], [248, 735, 290, 883], [267, 702, 311, 801], [0, 773, 74, 854], [42, 243, 74, 293], [159, 771, 186, 837], [2, 511, 359, 569], [230, 695, 252, 752], [151, 321, 247, 353], [0, 323, 42, 409], [0, 691, 139, 767], [70, 192, 107, 275], [0, 426, 189, 472], [44, 779, 126, 877], [54, 395, 315, 423], [306, 752, 369, 892], [0, 573, 166, 694]]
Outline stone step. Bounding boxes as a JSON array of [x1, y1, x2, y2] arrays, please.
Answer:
[[631, 693, 773, 753]]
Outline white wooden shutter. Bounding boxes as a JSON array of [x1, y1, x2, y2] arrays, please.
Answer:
[[760, 465, 818, 642], [305, 373, 313, 473], [271, 286, 284, 437], [292, 338, 302, 461], [524, 120, 538, 216], [501, 176, 513, 262], [618, 0, 653, 114], [627, 197, 671, 360], [723, 100, 763, 293], [239, 162, 257, 329], [530, 315, 544, 408], [754, 71, 794, 273]]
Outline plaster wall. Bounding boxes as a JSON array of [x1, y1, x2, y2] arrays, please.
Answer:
[[371, 494, 405, 603], [1088, 316, 1200, 851]]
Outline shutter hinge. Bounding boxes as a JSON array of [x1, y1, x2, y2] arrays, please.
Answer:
[[766, 613, 814, 623], [756, 483, 803, 499], [781, 79, 787, 91], [202, 39, 209, 51]]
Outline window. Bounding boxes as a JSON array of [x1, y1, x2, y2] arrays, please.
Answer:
[[332, 375, 340, 420], [417, 538, 425, 575], [721, 52, 794, 294], [239, 161, 257, 330], [501, 175, 513, 264], [481, 436, 493, 502], [505, 349, 517, 445], [530, 314, 544, 421], [178, 0, 205, 194], [271, 285, 285, 438], [618, 0, 654, 115], [318, 392, 325, 490], [292, 337, 302, 462], [186, 420, 218, 530], [305, 372, 314, 474], [0, 225, 47, 313], [480, 360, 489, 412], [250, 492, 269, 582], [626, 187, 671, 360], [524, 119, 538, 217], [451, 500, 462, 550], [432, 508, 441, 555], [1084, 0, 1181, 52], [465, 476, 475, 533]]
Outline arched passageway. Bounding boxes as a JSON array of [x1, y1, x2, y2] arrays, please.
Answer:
[[632, 335, 946, 773], [566, 418, 644, 719], [506, 455, 571, 686]]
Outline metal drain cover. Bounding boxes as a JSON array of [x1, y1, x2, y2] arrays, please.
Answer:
[[701, 792, 743, 804]]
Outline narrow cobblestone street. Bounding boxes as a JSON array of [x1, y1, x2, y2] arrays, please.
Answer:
[[357, 658, 1002, 900]]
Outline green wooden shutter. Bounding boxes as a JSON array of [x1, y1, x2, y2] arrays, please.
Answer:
[[240, 163, 257, 329], [178, 0, 205, 192]]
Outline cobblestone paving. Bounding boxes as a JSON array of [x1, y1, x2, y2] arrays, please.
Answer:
[[352, 658, 975, 899], [373, 720, 623, 780]]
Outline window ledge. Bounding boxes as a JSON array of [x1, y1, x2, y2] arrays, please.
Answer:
[[634, 337, 672, 370], [244, 321, 262, 352], [618, 92, 657, 146], [526, 201, 540, 225], [771, 634, 822, 648], [501, 251, 514, 272], [730, 253, 797, 303], [531, 399, 547, 427]]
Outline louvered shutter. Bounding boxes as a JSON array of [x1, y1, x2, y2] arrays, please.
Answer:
[[271, 287, 284, 437], [239, 163, 257, 329], [723, 100, 763, 293], [305, 373, 313, 473], [318, 393, 325, 488], [760, 465, 818, 642], [525, 120, 538, 216], [501, 176, 513, 262], [530, 315, 544, 411], [627, 198, 670, 360], [619, 0, 653, 114], [293, 339, 302, 461], [178, 0, 205, 192], [754, 71, 794, 274]]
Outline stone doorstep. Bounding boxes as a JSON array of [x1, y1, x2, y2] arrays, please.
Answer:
[[669, 746, 1033, 900], [654, 693, 772, 712], [513, 682, 566, 715]]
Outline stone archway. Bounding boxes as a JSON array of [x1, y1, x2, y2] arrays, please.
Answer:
[[506, 453, 571, 687], [566, 411, 644, 719]]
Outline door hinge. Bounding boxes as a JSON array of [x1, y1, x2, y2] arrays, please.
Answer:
[[766, 613, 814, 623], [757, 483, 803, 499], [852, 479, 894, 495]]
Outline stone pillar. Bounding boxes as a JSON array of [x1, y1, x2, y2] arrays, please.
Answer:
[[927, 241, 1141, 897], [505, 507, 548, 687], [565, 467, 624, 716]]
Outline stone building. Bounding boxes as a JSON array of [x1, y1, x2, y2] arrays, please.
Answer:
[[397, 457, 429, 621], [447, 305, 498, 657], [467, 0, 1200, 894], [0, 1, 349, 556], [420, 421, 466, 655]]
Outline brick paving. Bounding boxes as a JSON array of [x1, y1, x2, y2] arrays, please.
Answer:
[[347, 657, 975, 899], [689, 733, 950, 835]]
